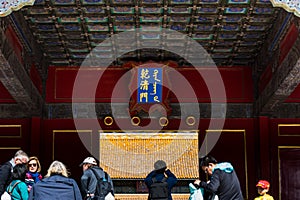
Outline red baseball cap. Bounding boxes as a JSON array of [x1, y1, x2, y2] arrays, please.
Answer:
[[256, 180, 270, 189]]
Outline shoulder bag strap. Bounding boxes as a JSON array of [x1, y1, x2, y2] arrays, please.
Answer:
[[90, 169, 113, 194], [90, 168, 109, 181], [104, 172, 108, 181], [7, 181, 21, 194], [151, 177, 157, 184], [89, 168, 101, 180]]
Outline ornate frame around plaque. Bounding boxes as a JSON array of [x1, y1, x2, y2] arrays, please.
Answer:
[[270, 0, 300, 17], [0, 0, 35, 17]]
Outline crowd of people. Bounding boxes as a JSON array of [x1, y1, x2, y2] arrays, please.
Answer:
[[0, 150, 273, 200], [0, 150, 108, 200]]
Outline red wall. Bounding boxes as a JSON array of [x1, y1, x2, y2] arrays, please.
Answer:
[[0, 117, 257, 199], [0, 119, 31, 163], [279, 24, 298, 65], [46, 66, 254, 103], [0, 81, 16, 103], [269, 119, 300, 200], [5, 25, 23, 64], [285, 84, 300, 103], [0, 117, 299, 200], [30, 64, 43, 94]]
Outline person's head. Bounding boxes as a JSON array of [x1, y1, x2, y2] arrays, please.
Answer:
[[154, 160, 167, 173], [27, 156, 42, 173], [200, 155, 218, 176], [79, 157, 97, 171], [12, 164, 27, 181], [256, 180, 270, 195], [14, 150, 29, 165], [45, 160, 69, 177]]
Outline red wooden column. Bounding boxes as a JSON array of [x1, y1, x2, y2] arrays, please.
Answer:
[[258, 116, 270, 179], [30, 117, 41, 157]]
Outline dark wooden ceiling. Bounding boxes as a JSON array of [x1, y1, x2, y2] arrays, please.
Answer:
[[21, 0, 279, 67]]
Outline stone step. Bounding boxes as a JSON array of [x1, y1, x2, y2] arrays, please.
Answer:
[[115, 194, 190, 200]]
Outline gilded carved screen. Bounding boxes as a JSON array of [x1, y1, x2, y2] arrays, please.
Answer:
[[99, 131, 199, 179]]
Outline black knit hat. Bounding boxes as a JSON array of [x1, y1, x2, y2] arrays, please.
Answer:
[[154, 160, 167, 170]]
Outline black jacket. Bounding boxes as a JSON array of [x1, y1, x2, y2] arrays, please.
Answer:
[[0, 161, 13, 195], [144, 169, 178, 200], [200, 169, 243, 200]]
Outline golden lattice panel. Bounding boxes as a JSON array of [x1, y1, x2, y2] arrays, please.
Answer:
[[99, 132, 199, 179]]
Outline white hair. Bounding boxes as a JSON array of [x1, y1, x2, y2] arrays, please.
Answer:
[[45, 160, 69, 177]]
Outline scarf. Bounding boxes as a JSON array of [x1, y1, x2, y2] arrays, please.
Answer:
[[27, 171, 41, 183], [212, 162, 234, 173]]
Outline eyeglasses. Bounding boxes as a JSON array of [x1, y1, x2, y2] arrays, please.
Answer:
[[28, 163, 37, 167]]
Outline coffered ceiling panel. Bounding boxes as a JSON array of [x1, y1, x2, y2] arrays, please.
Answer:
[[22, 0, 279, 66]]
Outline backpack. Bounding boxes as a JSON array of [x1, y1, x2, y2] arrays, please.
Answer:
[[148, 177, 168, 200], [1, 181, 21, 200], [90, 168, 113, 200]]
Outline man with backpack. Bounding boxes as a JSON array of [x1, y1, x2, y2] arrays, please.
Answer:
[[80, 157, 114, 200], [144, 160, 178, 200], [0, 150, 29, 196]]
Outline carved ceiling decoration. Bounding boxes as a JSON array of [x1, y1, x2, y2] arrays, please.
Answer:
[[270, 0, 300, 17], [0, 23, 44, 115], [0, 0, 35, 17], [256, 37, 300, 115], [21, 0, 280, 67]]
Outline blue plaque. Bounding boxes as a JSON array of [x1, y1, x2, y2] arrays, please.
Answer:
[[138, 68, 162, 103]]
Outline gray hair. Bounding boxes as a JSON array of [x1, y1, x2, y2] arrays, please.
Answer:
[[14, 150, 29, 162]]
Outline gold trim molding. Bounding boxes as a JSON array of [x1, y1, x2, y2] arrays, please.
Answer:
[[278, 146, 300, 200], [278, 124, 300, 136], [0, 147, 21, 150], [0, 125, 22, 138], [205, 129, 248, 199]]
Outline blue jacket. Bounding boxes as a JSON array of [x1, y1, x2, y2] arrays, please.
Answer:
[[144, 169, 178, 200], [28, 174, 82, 200]]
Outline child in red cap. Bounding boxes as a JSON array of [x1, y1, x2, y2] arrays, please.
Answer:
[[254, 180, 274, 200]]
